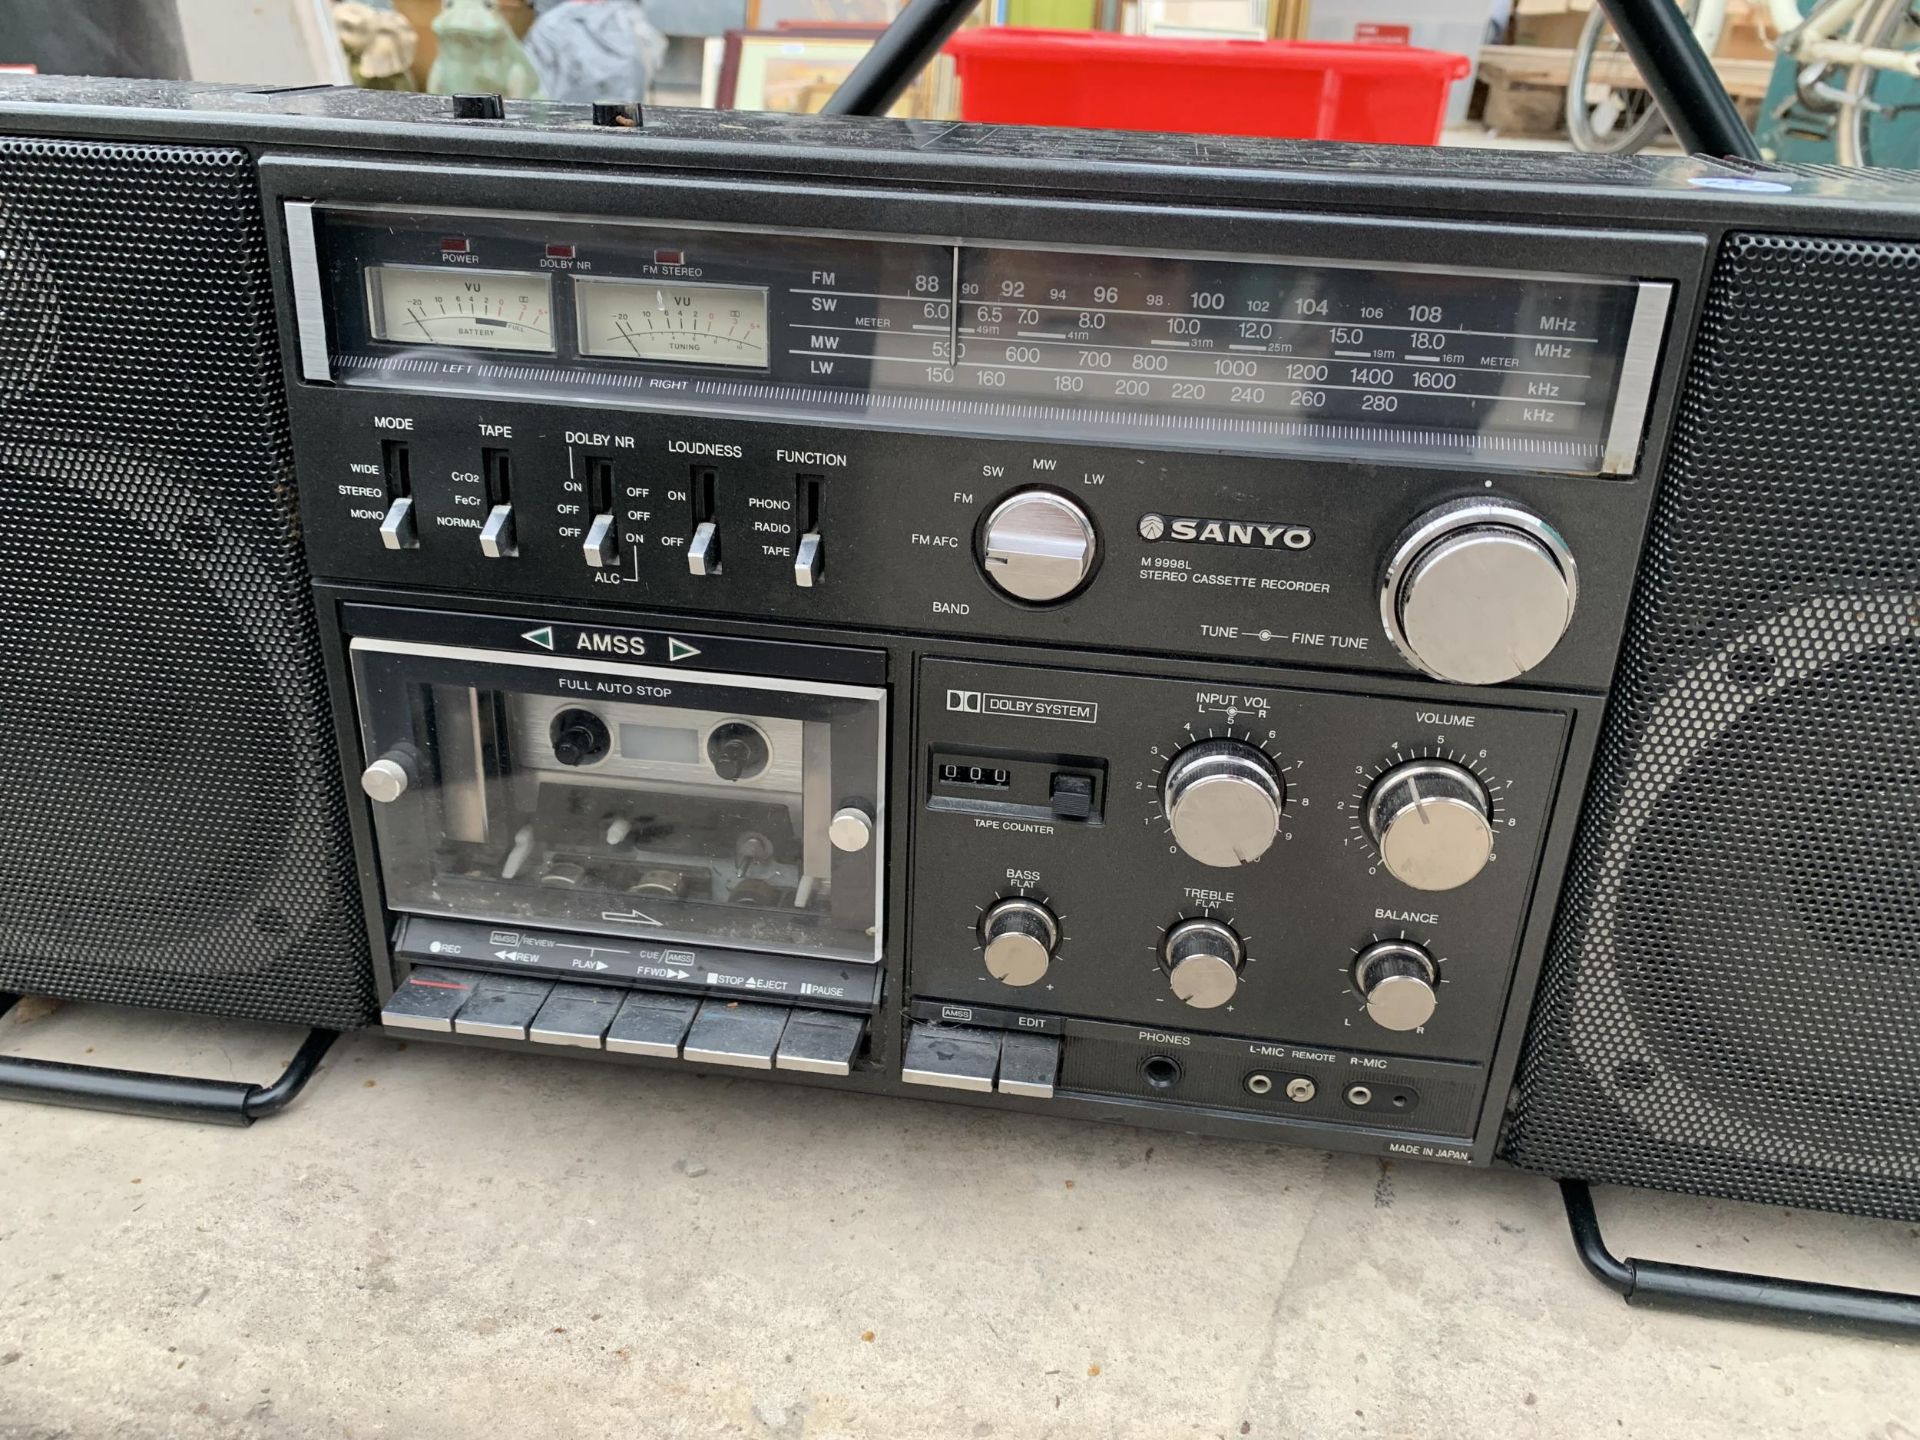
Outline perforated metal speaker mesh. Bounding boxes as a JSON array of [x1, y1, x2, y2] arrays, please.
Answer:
[[1501, 233, 1920, 1220], [0, 137, 373, 1028]]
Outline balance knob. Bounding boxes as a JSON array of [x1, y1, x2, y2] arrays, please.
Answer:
[[1365, 760, 1493, 892], [1162, 738, 1284, 868], [979, 490, 1097, 603], [1353, 941, 1438, 1032], [1162, 918, 1244, 1010], [980, 897, 1059, 987], [1381, 500, 1578, 686]]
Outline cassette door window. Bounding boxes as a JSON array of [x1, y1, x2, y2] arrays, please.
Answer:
[[351, 640, 885, 963]]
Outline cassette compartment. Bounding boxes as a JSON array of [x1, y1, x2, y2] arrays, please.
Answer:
[[350, 638, 886, 963]]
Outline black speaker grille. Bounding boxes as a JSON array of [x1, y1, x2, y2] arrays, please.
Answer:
[[1502, 233, 1920, 1219], [0, 138, 373, 1028]]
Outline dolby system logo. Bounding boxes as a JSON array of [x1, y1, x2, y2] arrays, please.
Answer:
[[1138, 514, 1315, 549]]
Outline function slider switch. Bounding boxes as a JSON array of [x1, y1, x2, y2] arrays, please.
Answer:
[[979, 490, 1096, 603], [1365, 760, 1493, 891], [1353, 940, 1439, 1031], [980, 897, 1059, 987], [1162, 738, 1284, 868], [1380, 499, 1577, 685], [1162, 917, 1244, 1009]]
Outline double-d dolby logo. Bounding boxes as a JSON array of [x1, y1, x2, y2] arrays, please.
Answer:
[[1137, 513, 1313, 550]]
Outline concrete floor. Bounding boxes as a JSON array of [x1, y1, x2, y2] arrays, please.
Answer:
[[2, 1003, 1916, 1439]]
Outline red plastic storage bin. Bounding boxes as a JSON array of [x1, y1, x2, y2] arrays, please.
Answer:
[[943, 29, 1471, 145]]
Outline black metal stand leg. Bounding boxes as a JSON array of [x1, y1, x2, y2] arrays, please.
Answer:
[[1595, 0, 1761, 158], [1561, 1180, 1920, 1340], [0, 995, 338, 1126], [822, 0, 983, 117]]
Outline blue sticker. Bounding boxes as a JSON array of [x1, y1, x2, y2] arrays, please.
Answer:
[[1687, 175, 1795, 193]]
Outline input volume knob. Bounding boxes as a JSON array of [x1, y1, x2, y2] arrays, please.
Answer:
[[1365, 760, 1493, 892], [1162, 918, 1244, 1010], [979, 490, 1096, 603], [1162, 738, 1284, 868], [1381, 501, 1577, 686], [1353, 941, 1439, 1032], [979, 898, 1059, 988]]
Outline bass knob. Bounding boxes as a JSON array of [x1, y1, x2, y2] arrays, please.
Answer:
[[1161, 917, 1244, 1009], [1161, 738, 1284, 868], [1381, 500, 1577, 686], [979, 897, 1059, 987], [1353, 940, 1439, 1032], [1365, 760, 1493, 891]]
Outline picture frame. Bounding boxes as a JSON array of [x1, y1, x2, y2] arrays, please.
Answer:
[[716, 26, 949, 118]]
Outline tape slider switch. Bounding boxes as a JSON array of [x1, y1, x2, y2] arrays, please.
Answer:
[[528, 983, 621, 1048], [901, 1023, 1002, 1093], [380, 966, 475, 1032], [683, 999, 789, 1069], [606, 990, 701, 1058], [774, 1009, 865, 1075], [996, 1032, 1061, 1099], [479, 503, 517, 559]]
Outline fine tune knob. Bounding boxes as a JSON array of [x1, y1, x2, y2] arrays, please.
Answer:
[[979, 490, 1096, 603], [980, 897, 1059, 987], [1161, 738, 1284, 868], [1352, 941, 1439, 1032], [1365, 760, 1493, 892], [1381, 500, 1577, 686], [1162, 918, 1244, 1010]]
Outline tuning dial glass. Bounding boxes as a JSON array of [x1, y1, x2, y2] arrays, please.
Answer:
[[1161, 738, 1285, 868], [1366, 760, 1493, 891], [979, 897, 1060, 987], [978, 490, 1097, 603], [1381, 500, 1577, 685], [1162, 917, 1244, 1009], [1352, 940, 1439, 1031]]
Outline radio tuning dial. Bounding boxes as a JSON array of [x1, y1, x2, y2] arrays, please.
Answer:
[[1353, 941, 1439, 1032], [980, 897, 1059, 987], [1161, 738, 1284, 868], [979, 490, 1097, 603], [1381, 500, 1578, 686], [1365, 760, 1493, 892], [1162, 918, 1244, 1009]]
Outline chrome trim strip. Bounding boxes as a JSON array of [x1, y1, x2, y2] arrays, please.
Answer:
[[1601, 280, 1674, 476], [284, 200, 332, 382]]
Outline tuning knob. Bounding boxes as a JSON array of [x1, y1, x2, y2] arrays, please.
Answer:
[[1161, 738, 1284, 868], [1162, 918, 1244, 1009], [979, 490, 1097, 603], [1353, 941, 1438, 1032], [979, 897, 1059, 987], [1381, 500, 1577, 686], [1365, 760, 1493, 892]]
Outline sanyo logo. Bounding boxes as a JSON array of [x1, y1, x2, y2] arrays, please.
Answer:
[[1138, 513, 1314, 550]]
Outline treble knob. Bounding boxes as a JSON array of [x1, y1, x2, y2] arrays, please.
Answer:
[[1162, 918, 1244, 1009], [979, 897, 1059, 987], [1161, 738, 1284, 868], [1365, 760, 1493, 891], [1353, 940, 1439, 1032]]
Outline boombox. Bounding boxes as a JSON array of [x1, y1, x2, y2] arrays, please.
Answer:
[[1, 78, 1916, 1245]]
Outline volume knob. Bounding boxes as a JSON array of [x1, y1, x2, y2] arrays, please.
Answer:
[[1353, 940, 1438, 1032], [979, 897, 1059, 987], [1162, 918, 1244, 1009], [1382, 501, 1577, 686], [1365, 760, 1493, 892], [978, 490, 1097, 603], [1162, 738, 1283, 868]]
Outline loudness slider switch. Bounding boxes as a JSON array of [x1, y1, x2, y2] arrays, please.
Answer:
[[687, 519, 720, 576], [1365, 760, 1493, 891], [1353, 941, 1439, 1031], [980, 897, 1059, 987]]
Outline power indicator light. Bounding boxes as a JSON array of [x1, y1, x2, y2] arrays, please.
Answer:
[[439, 236, 471, 254], [546, 243, 577, 260]]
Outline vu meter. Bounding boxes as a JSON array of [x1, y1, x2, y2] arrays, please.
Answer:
[[575, 278, 769, 368], [366, 265, 555, 351]]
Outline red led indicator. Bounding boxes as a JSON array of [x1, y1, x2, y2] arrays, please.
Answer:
[[439, 236, 470, 253], [654, 248, 685, 266], [546, 242, 576, 260]]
